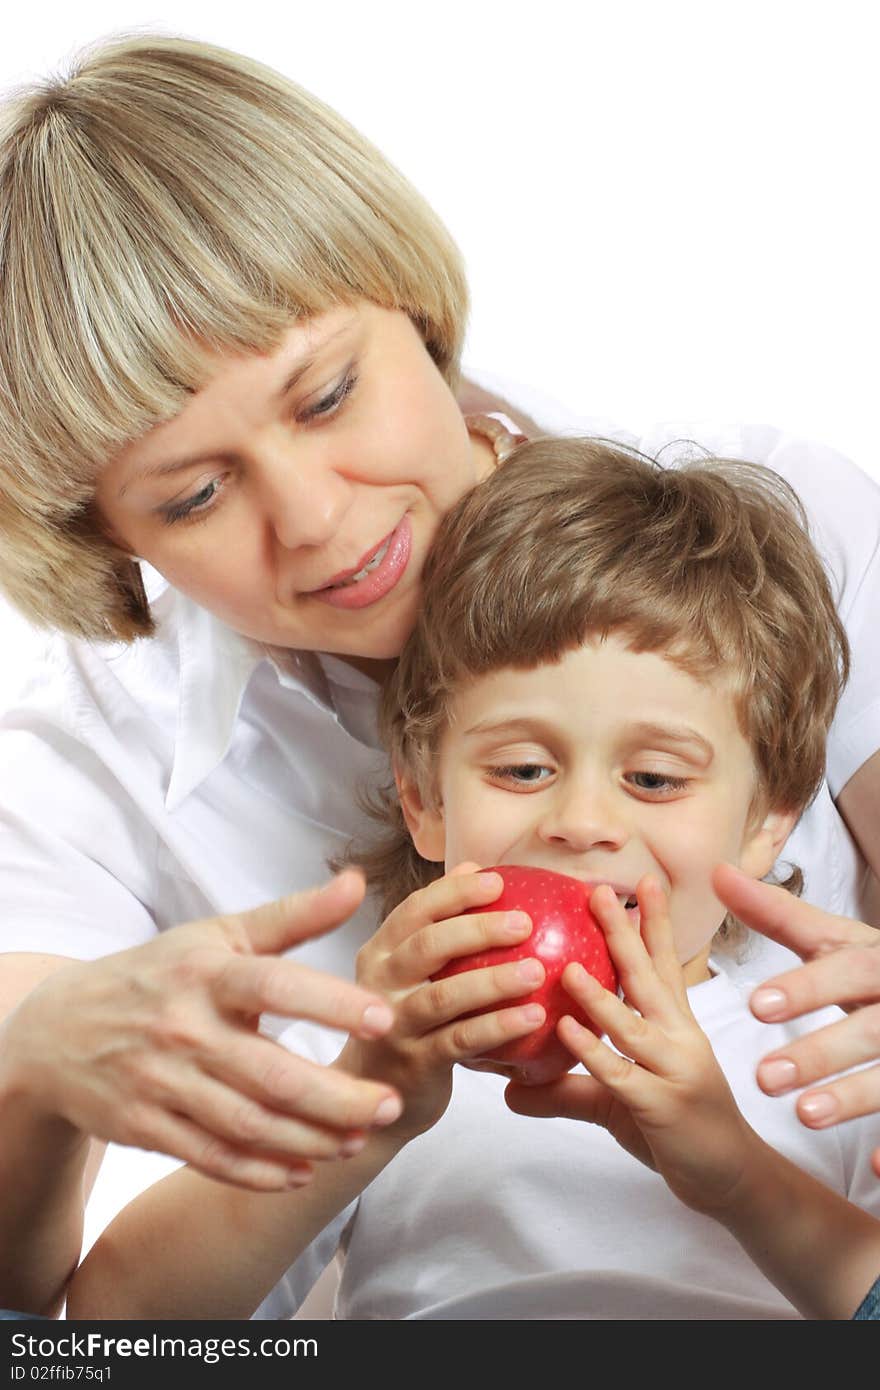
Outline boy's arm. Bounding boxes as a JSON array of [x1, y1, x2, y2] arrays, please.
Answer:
[[713, 1135, 880, 1320], [507, 877, 880, 1320], [67, 1098, 406, 1320]]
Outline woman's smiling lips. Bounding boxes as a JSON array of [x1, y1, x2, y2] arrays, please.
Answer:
[[310, 515, 413, 610]]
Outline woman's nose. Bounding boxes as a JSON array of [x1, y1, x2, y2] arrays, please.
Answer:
[[537, 782, 629, 853], [256, 442, 352, 549]]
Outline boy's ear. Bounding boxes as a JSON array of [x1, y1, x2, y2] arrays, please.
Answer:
[[395, 767, 447, 864], [738, 806, 799, 881]]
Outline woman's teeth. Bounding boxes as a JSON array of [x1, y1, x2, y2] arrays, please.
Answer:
[[330, 537, 391, 589]]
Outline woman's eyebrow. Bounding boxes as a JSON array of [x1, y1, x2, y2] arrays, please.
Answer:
[[119, 323, 355, 495], [274, 321, 353, 398]]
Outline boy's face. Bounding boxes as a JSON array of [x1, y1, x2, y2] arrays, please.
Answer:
[[401, 635, 795, 985]]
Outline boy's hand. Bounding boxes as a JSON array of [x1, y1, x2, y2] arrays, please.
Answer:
[[338, 863, 546, 1140], [506, 876, 761, 1216]]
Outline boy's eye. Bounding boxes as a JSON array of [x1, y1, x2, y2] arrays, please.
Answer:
[[488, 764, 554, 786], [627, 771, 691, 795]]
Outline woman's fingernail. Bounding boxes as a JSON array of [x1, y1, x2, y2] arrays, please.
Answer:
[[373, 1094, 403, 1126], [799, 1092, 838, 1125], [758, 1057, 798, 1094], [360, 1002, 394, 1037], [751, 987, 788, 1020], [522, 1004, 545, 1023], [479, 871, 503, 891]]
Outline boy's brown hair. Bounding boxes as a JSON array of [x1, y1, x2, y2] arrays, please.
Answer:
[[352, 436, 849, 935]]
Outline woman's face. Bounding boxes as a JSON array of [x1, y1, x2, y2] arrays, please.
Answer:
[[96, 303, 496, 666]]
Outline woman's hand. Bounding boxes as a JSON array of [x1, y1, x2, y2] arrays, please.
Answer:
[[506, 878, 762, 1216], [712, 862, 880, 1157], [0, 871, 404, 1192], [338, 863, 546, 1140]]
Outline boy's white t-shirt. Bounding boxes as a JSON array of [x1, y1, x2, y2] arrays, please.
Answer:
[[264, 964, 880, 1320], [0, 372, 879, 1312]]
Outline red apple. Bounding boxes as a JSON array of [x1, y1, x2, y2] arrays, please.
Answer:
[[431, 864, 619, 1085]]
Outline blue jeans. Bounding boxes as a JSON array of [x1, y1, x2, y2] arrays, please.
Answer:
[[853, 1274, 880, 1320]]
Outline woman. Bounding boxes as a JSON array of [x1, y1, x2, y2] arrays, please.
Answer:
[[1, 34, 878, 1318]]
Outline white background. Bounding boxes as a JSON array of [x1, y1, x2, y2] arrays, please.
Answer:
[[2, 0, 879, 696], [2, 3, 878, 1313]]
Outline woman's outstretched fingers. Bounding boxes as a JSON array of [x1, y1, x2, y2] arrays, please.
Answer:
[[794, 1063, 880, 1132], [711, 862, 877, 965], [236, 870, 369, 954], [213, 954, 394, 1041], [750, 942, 880, 1022]]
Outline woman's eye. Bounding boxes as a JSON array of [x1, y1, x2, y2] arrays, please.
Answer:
[[161, 478, 223, 525], [627, 771, 691, 795], [299, 369, 358, 422]]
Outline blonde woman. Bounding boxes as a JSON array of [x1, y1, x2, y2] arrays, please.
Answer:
[[0, 35, 878, 1317]]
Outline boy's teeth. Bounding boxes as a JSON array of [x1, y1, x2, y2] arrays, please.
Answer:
[[332, 537, 391, 588]]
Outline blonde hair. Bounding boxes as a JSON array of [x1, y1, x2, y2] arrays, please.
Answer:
[[351, 437, 849, 942], [0, 34, 467, 640]]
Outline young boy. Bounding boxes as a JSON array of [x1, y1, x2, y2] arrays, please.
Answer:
[[68, 435, 880, 1321], [350, 432, 880, 1318]]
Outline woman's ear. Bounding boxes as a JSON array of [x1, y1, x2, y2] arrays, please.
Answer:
[[395, 766, 447, 864], [738, 806, 799, 881]]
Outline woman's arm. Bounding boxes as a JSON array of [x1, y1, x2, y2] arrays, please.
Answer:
[[0, 875, 401, 1316], [0, 957, 104, 1317], [838, 747, 880, 922]]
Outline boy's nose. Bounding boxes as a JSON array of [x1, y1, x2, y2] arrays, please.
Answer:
[[536, 784, 629, 853]]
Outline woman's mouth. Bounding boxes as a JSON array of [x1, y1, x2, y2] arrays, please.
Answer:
[[311, 516, 412, 610]]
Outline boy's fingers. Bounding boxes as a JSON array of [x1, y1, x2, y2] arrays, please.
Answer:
[[505, 1072, 613, 1124], [404, 957, 545, 1033], [432, 1001, 545, 1065], [589, 885, 680, 1026], [636, 876, 689, 1005], [382, 868, 506, 949], [386, 909, 531, 986]]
